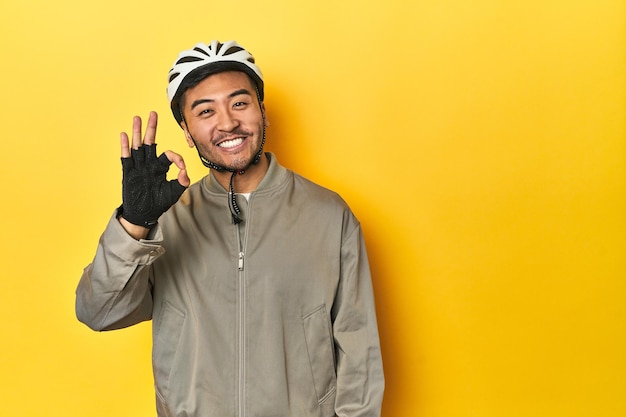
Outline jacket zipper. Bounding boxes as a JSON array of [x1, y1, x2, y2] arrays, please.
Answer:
[[237, 224, 246, 417]]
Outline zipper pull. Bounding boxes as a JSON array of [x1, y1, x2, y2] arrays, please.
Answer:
[[238, 252, 245, 271]]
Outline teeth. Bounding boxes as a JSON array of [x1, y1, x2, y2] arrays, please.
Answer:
[[218, 138, 244, 148]]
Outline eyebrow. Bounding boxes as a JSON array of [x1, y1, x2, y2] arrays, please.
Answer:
[[190, 88, 253, 110]]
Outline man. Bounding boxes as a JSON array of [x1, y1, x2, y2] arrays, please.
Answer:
[[76, 40, 384, 417]]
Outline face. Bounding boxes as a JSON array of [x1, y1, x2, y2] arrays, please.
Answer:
[[180, 71, 267, 172]]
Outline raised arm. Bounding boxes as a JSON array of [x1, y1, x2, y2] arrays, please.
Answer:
[[76, 112, 189, 330]]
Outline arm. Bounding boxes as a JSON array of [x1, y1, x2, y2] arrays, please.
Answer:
[[332, 224, 385, 416], [76, 111, 189, 330]]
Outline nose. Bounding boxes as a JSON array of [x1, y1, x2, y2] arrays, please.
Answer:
[[216, 108, 239, 131]]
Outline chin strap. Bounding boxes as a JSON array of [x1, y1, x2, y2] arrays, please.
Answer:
[[228, 170, 245, 224], [194, 125, 265, 224], [181, 86, 266, 224], [186, 116, 266, 224]]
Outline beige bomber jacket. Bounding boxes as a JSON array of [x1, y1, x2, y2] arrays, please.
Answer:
[[76, 153, 384, 417]]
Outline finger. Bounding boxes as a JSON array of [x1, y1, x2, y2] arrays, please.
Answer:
[[178, 168, 191, 187], [120, 132, 131, 158], [131, 115, 143, 150], [144, 111, 158, 146], [164, 150, 191, 187], [163, 150, 186, 170], [145, 142, 157, 160]]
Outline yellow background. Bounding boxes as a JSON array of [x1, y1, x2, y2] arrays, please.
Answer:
[[1, 0, 624, 416]]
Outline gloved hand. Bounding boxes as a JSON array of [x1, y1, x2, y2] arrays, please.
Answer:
[[120, 143, 187, 228]]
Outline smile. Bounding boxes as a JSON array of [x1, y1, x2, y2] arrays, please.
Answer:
[[218, 138, 245, 149]]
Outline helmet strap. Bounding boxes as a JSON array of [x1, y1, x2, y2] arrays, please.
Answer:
[[179, 88, 267, 224]]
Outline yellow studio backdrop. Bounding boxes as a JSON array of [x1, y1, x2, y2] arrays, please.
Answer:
[[0, 0, 624, 415]]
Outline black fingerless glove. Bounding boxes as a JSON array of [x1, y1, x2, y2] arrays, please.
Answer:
[[120, 144, 187, 228]]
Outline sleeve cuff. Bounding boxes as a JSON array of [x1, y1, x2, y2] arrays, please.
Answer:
[[102, 209, 166, 265]]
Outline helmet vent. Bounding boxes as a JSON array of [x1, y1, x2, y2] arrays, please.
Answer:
[[194, 46, 212, 56], [224, 46, 244, 55], [176, 56, 204, 65]]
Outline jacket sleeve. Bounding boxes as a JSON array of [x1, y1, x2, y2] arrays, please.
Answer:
[[332, 222, 385, 416], [75, 211, 165, 331]]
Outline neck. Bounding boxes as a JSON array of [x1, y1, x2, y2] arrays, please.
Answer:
[[213, 153, 270, 193]]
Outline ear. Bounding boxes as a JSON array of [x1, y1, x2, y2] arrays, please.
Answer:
[[180, 121, 196, 148], [261, 103, 270, 127]]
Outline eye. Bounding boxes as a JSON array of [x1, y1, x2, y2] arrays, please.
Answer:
[[233, 101, 249, 109]]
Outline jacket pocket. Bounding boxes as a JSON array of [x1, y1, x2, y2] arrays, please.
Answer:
[[153, 301, 186, 402], [303, 304, 337, 407]]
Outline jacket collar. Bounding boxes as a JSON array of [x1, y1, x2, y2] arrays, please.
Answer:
[[202, 152, 288, 195]]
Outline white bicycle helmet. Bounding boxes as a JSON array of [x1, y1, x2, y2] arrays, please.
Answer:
[[167, 40, 264, 123]]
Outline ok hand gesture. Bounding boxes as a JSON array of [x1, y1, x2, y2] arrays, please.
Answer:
[[119, 111, 190, 236]]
